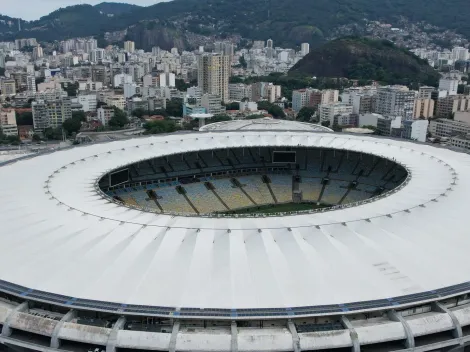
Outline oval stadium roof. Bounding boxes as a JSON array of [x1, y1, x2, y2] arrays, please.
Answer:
[[0, 132, 468, 318], [199, 117, 333, 132]]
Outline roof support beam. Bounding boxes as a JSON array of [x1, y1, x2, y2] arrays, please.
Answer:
[[51, 309, 76, 349], [387, 310, 415, 349], [106, 316, 126, 352], [169, 319, 180, 352], [341, 315, 361, 352], [1, 302, 28, 337], [231, 321, 238, 352], [287, 319, 301, 352], [433, 302, 463, 341]]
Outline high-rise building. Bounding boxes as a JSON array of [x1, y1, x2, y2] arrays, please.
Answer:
[[375, 86, 416, 121], [32, 98, 72, 132], [301, 43, 310, 56], [267, 39, 273, 49], [124, 41, 135, 53], [436, 95, 470, 118], [32, 45, 43, 60], [27, 75, 36, 94], [413, 98, 434, 118], [0, 53, 5, 68], [197, 53, 230, 103], [92, 66, 108, 85], [451, 46, 469, 61], [90, 49, 105, 63], [84, 39, 98, 54]]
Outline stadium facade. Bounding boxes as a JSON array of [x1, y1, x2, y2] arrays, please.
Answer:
[[0, 131, 470, 352]]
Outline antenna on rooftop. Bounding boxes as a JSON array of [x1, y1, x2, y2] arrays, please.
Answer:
[[18, 19, 21, 32]]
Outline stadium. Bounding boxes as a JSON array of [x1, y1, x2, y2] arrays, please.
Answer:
[[0, 130, 470, 352]]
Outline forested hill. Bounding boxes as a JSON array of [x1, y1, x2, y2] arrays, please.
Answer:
[[289, 37, 440, 86], [0, 0, 469, 48]]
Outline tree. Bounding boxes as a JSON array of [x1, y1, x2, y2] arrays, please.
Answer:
[[109, 107, 129, 128], [32, 134, 41, 142], [258, 101, 286, 118], [72, 111, 87, 122], [44, 127, 63, 140], [62, 82, 79, 97], [150, 109, 169, 117], [225, 102, 240, 110], [246, 114, 265, 119], [144, 120, 179, 134], [239, 55, 247, 69], [296, 106, 317, 122], [63, 118, 82, 135], [210, 115, 232, 123], [132, 108, 147, 118], [16, 112, 33, 126], [175, 79, 190, 91], [165, 98, 183, 117]]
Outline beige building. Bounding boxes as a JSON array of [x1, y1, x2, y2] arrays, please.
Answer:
[[0, 79, 16, 95], [454, 111, 470, 124], [413, 98, 435, 118], [0, 108, 18, 136], [197, 53, 230, 103], [124, 41, 135, 53], [105, 95, 126, 110], [435, 95, 470, 118]]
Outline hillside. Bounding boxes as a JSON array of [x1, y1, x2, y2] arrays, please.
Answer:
[[0, 0, 469, 48], [289, 37, 440, 86], [94, 2, 141, 15]]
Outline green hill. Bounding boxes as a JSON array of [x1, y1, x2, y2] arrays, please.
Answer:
[[289, 37, 440, 86], [1, 0, 469, 49]]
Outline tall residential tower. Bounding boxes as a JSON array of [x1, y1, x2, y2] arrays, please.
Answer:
[[197, 53, 230, 103]]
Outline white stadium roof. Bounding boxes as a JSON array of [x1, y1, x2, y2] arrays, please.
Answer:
[[200, 117, 333, 132], [0, 131, 469, 318]]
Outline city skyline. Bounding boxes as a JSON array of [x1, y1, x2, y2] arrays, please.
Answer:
[[1, 0, 166, 21]]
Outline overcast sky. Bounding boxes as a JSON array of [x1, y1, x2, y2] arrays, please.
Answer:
[[2, 0, 162, 21]]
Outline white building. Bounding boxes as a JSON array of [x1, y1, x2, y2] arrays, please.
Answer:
[[124, 83, 138, 99], [359, 113, 382, 128], [239, 101, 258, 112], [301, 43, 310, 56], [439, 77, 459, 96], [229, 84, 252, 101], [451, 46, 469, 61], [201, 93, 225, 115], [75, 94, 97, 113], [26, 75, 36, 94], [402, 119, 429, 142], [319, 103, 353, 124], [114, 74, 133, 88]]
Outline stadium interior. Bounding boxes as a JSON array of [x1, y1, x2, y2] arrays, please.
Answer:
[[98, 147, 408, 216]]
